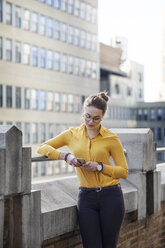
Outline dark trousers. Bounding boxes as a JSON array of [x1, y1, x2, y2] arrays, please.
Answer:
[[77, 184, 125, 248]]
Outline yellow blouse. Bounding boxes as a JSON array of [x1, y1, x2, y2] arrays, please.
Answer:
[[37, 123, 128, 188]]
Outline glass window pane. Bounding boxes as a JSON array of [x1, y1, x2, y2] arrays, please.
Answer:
[[23, 9, 30, 30], [47, 50, 53, 69], [0, 85, 3, 107], [61, 93, 67, 112], [80, 2, 86, 19], [23, 44, 30, 65], [6, 2, 12, 25], [40, 48, 46, 68], [60, 23, 67, 42], [68, 56, 74, 74], [75, 95, 80, 113], [40, 90, 46, 110], [39, 15, 46, 35], [15, 6, 21, 28], [24, 123, 30, 144], [68, 26, 74, 44], [80, 59, 86, 77], [91, 62, 97, 79], [46, 0, 53, 6], [6, 39, 12, 61], [74, 57, 80, 75], [54, 0, 61, 8], [47, 18, 54, 37], [0, 0, 2, 22], [31, 89, 39, 110], [31, 12, 38, 33], [15, 122, 22, 131], [61, 0, 67, 11], [15, 41, 21, 63], [24, 88, 30, 109], [0, 37, 2, 59], [74, 28, 80, 46], [54, 21, 60, 40], [61, 54, 67, 72], [68, 94, 73, 112], [86, 5, 91, 22], [54, 52, 60, 71], [6, 86, 12, 108], [47, 91, 53, 111], [86, 33, 92, 49], [40, 123, 46, 142], [92, 35, 97, 51], [86, 61, 92, 78], [80, 30, 86, 48], [68, 0, 73, 14], [54, 92, 60, 111], [32, 123, 38, 144], [92, 8, 97, 24], [48, 123, 54, 139], [15, 87, 21, 108], [74, 0, 80, 17], [31, 46, 38, 66]]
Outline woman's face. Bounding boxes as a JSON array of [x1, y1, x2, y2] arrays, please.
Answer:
[[83, 106, 103, 130]]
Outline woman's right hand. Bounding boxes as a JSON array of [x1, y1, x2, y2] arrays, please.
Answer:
[[66, 154, 81, 167]]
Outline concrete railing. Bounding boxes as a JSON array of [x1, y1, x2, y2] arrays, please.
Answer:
[[0, 125, 163, 248]]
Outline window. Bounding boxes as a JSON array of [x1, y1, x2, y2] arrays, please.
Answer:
[[139, 88, 142, 98], [157, 108, 162, 121], [24, 123, 30, 144], [23, 44, 30, 65], [158, 127, 162, 141], [0, 0, 2, 22], [68, 56, 74, 74], [31, 89, 39, 110], [86, 5, 92, 22], [86, 61, 92, 78], [115, 83, 120, 94], [6, 86, 12, 108], [6, 2, 12, 25], [68, 0, 74, 14], [80, 59, 86, 77], [31, 46, 38, 66], [138, 72, 143, 82], [31, 12, 38, 33], [91, 8, 97, 24], [6, 39, 12, 61], [68, 26, 74, 44], [15, 6, 21, 27], [47, 18, 53, 37], [15, 122, 22, 131], [15, 41, 21, 63], [46, 0, 53, 6], [61, 93, 67, 112], [86, 33, 92, 49], [47, 91, 53, 111], [47, 50, 53, 70], [92, 35, 97, 51], [75, 95, 80, 113], [54, 0, 60, 8], [127, 86, 132, 96], [74, 57, 80, 76], [54, 52, 60, 71], [40, 123, 46, 143], [137, 109, 142, 121], [15, 87, 21, 108], [61, 54, 67, 72], [61, 0, 67, 11], [0, 85, 3, 107], [80, 30, 86, 48], [39, 15, 46, 35], [91, 62, 97, 79], [23, 9, 30, 30], [40, 48, 46, 68], [40, 90, 46, 110], [74, 28, 80, 46], [74, 0, 80, 17], [54, 21, 60, 40], [32, 123, 38, 144], [54, 92, 60, 111], [80, 2, 86, 19], [68, 94, 73, 112], [150, 109, 155, 120], [24, 88, 30, 109], [144, 109, 148, 121], [60, 23, 67, 42], [48, 123, 54, 139], [0, 37, 2, 59]]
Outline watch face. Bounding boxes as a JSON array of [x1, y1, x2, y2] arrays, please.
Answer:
[[97, 164, 102, 171]]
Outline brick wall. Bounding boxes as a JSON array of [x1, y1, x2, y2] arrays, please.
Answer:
[[42, 201, 165, 248]]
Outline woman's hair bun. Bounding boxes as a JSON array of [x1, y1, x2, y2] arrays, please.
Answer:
[[97, 91, 109, 102]]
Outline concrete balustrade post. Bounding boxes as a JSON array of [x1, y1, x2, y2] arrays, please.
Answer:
[[111, 128, 160, 219], [0, 125, 41, 248]]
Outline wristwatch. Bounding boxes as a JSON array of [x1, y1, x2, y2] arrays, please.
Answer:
[[97, 162, 103, 172]]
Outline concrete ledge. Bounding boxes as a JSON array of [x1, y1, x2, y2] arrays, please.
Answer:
[[32, 176, 138, 239]]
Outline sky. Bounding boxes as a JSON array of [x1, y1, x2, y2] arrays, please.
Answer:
[[98, 0, 165, 102]]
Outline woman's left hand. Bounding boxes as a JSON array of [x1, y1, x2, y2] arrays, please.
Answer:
[[82, 161, 98, 172]]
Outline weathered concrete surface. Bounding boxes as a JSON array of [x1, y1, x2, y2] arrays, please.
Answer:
[[22, 190, 42, 248], [110, 128, 156, 172], [0, 197, 4, 248], [32, 176, 137, 239]]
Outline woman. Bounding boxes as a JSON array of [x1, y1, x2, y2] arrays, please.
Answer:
[[37, 92, 128, 248]]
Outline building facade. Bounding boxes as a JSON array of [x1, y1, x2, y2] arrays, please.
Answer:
[[0, 0, 99, 178]]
